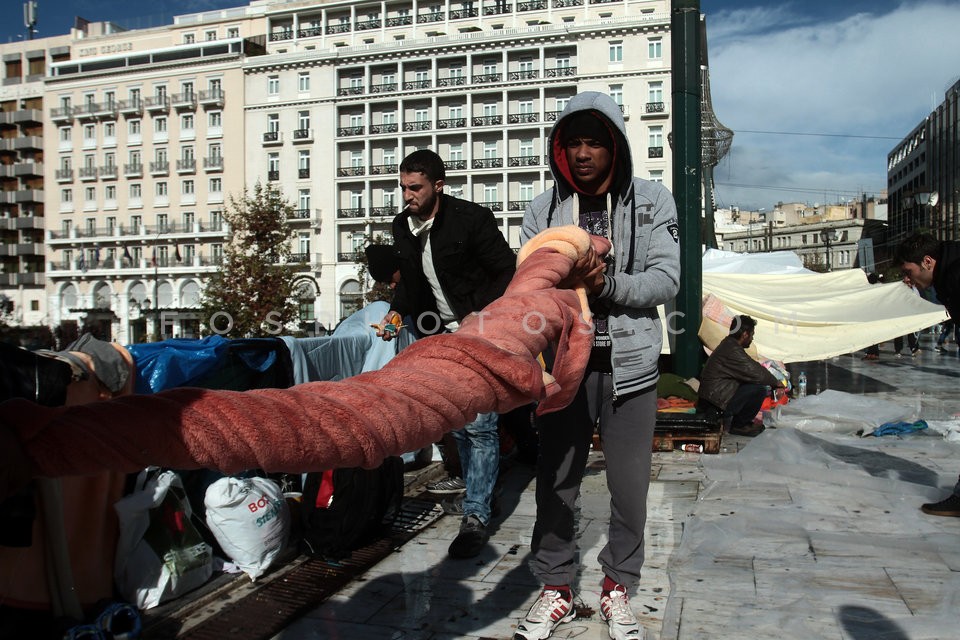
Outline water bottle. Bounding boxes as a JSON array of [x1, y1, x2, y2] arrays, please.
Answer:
[[798, 371, 807, 398]]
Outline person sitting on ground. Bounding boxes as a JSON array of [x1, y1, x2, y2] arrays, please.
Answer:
[[896, 231, 960, 517], [697, 315, 783, 437]]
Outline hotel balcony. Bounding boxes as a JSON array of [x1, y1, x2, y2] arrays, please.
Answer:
[[508, 155, 540, 167], [263, 131, 283, 145], [145, 96, 170, 113], [78, 167, 98, 181], [292, 128, 313, 143], [50, 106, 76, 123], [118, 99, 143, 117], [171, 92, 197, 111], [472, 115, 503, 127], [176, 158, 197, 174], [336, 166, 365, 177], [369, 123, 398, 134], [199, 89, 224, 109], [336, 208, 365, 219], [99, 165, 118, 180], [55, 168, 74, 183], [403, 121, 431, 132], [369, 164, 398, 176], [149, 161, 170, 176], [472, 157, 504, 169], [437, 118, 467, 129], [437, 76, 467, 88], [124, 163, 143, 178], [508, 112, 539, 124], [648, 146, 664, 158], [203, 157, 223, 172], [337, 126, 365, 137]]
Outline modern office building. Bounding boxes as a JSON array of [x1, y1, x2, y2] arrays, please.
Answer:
[[887, 76, 960, 246]]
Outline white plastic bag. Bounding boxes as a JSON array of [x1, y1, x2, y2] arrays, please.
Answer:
[[114, 469, 214, 609], [204, 476, 290, 581]]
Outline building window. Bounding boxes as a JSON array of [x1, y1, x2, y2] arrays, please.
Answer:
[[268, 153, 279, 172], [130, 184, 142, 199], [298, 150, 310, 171], [183, 180, 195, 195], [227, 27, 239, 38], [449, 143, 463, 161], [267, 75, 279, 95], [298, 72, 310, 92], [210, 178, 222, 192], [181, 114, 194, 131], [298, 110, 310, 130], [609, 41, 623, 63], [183, 33, 195, 44], [209, 111, 222, 128], [155, 117, 167, 133], [267, 113, 279, 132], [519, 138, 534, 156], [128, 119, 141, 136], [649, 169, 663, 183], [156, 182, 168, 197], [483, 184, 498, 202], [648, 81, 663, 103], [609, 84, 623, 106], [649, 125, 663, 148], [61, 188, 72, 203], [59, 126, 71, 143], [299, 189, 311, 210], [648, 38, 662, 60], [205, 30, 217, 41]]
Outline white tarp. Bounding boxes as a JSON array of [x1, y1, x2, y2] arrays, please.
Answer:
[[694, 250, 948, 363]]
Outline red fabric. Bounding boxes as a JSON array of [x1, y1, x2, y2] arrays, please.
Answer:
[[3, 227, 602, 481], [316, 469, 335, 509]]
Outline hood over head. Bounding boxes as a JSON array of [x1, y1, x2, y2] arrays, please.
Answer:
[[549, 91, 632, 197]]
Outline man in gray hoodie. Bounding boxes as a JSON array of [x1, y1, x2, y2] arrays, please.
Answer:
[[515, 92, 680, 640]]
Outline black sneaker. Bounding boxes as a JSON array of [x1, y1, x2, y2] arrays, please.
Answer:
[[921, 494, 960, 517], [448, 515, 489, 558]]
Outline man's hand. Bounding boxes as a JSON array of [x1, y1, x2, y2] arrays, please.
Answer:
[[557, 246, 606, 294], [372, 310, 405, 341]]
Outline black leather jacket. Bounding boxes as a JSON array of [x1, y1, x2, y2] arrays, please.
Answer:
[[390, 194, 516, 335]]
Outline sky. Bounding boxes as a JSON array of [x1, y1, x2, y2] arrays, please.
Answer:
[[5, 0, 960, 211]]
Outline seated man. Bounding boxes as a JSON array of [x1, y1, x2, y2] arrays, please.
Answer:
[[697, 315, 783, 437]]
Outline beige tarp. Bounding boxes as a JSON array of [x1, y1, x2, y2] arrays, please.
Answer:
[[696, 269, 948, 363]]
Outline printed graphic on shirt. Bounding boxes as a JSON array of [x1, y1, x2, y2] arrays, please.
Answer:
[[667, 222, 680, 244]]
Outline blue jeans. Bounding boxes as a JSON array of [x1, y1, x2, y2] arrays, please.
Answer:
[[451, 411, 499, 525]]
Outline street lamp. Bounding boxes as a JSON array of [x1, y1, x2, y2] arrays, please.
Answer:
[[820, 228, 833, 271]]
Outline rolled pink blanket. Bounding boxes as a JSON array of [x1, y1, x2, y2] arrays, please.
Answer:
[[1, 227, 601, 489]]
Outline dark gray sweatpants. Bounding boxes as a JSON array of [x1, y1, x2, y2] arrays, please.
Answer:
[[530, 371, 657, 588]]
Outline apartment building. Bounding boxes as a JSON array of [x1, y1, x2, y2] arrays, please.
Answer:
[[44, 17, 266, 343], [245, 0, 674, 329], [0, 33, 72, 328]]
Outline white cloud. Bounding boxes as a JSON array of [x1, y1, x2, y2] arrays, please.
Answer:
[[705, 1, 960, 209]]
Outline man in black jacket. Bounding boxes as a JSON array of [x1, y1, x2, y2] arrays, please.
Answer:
[[698, 315, 782, 437], [377, 149, 516, 557], [896, 232, 960, 517]]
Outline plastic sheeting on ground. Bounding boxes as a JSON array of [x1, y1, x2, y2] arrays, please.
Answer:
[[663, 427, 960, 639], [763, 389, 920, 435]]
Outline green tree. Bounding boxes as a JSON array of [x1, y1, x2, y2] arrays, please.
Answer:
[[200, 182, 299, 337]]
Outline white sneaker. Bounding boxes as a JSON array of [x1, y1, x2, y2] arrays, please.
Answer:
[[513, 588, 575, 640], [599, 586, 645, 640]]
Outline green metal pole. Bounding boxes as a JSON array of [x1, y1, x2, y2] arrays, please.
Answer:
[[671, 0, 703, 378]]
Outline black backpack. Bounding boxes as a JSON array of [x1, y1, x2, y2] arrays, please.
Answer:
[[299, 457, 404, 560]]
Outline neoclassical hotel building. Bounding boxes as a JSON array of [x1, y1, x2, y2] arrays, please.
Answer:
[[17, 0, 674, 343]]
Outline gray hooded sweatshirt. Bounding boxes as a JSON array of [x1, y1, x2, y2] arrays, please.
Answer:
[[521, 91, 681, 396]]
